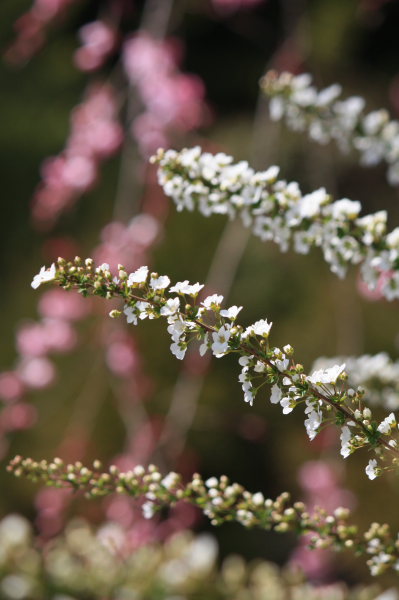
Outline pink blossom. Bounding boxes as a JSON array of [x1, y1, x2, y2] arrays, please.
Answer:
[[16, 322, 49, 357], [35, 487, 72, 537], [106, 340, 139, 377], [38, 288, 89, 321], [122, 32, 208, 156], [94, 216, 160, 271], [74, 20, 117, 72], [0, 403, 37, 432], [290, 540, 332, 581], [17, 356, 56, 389], [32, 83, 123, 226], [298, 460, 355, 512], [106, 496, 134, 528], [5, 0, 78, 65], [43, 319, 77, 352], [16, 319, 76, 356], [0, 372, 25, 402]]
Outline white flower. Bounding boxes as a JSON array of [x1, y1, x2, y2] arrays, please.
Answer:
[[202, 294, 224, 309], [160, 297, 180, 316], [270, 384, 282, 404], [280, 396, 294, 414], [161, 472, 178, 490], [241, 380, 254, 406], [205, 477, 218, 488], [243, 319, 272, 339], [269, 349, 289, 373], [330, 198, 361, 220], [238, 356, 251, 366], [136, 300, 152, 320], [167, 317, 186, 342], [142, 501, 155, 519], [307, 363, 346, 385], [254, 360, 266, 373], [31, 264, 56, 289], [123, 304, 138, 325], [366, 458, 378, 480], [304, 409, 322, 440], [252, 492, 264, 506], [377, 412, 396, 434], [95, 262, 110, 274], [170, 341, 186, 360], [211, 325, 231, 356], [220, 305, 242, 319], [169, 280, 204, 296], [340, 425, 352, 458], [299, 188, 329, 218], [199, 333, 209, 356], [150, 275, 170, 290], [127, 266, 148, 285]]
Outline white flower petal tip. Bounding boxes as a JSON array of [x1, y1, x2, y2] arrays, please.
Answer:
[[31, 264, 56, 289]]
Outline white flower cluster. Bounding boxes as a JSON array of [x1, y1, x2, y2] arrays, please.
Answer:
[[154, 146, 399, 299], [311, 353, 399, 410], [271, 362, 347, 442], [262, 70, 399, 186]]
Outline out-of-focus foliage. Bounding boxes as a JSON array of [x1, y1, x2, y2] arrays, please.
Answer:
[[0, 514, 387, 600]]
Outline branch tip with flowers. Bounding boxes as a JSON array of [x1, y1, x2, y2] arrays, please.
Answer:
[[152, 146, 399, 300], [7, 454, 399, 577], [30, 258, 399, 481], [261, 70, 399, 186]]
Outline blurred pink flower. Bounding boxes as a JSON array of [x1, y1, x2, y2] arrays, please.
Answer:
[[0, 372, 25, 402], [94, 215, 160, 271], [106, 340, 139, 377], [1, 402, 37, 431], [17, 322, 49, 357], [17, 356, 56, 389], [122, 32, 208, 156], [32, 83, 123, 227], [16, 319, 77, 357], [38, 288, 89, 321], [290, 541, 332, 581], [290, 460, 356, 580], [298, 460, 355, 512], [106, 495, 134, 528], [74, 20, 117, 72], [5, 0, 78, 65], [35, 487, 72, 538]]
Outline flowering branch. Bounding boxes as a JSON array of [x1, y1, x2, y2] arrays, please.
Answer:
[[31, 258, 399, 479], [153, 146, 399, 300], [261, 70, 399, 186], [8, 454, 399, 576]]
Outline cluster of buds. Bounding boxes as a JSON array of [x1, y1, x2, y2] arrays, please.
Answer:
[[153, 146, 399, 300], [261, 70, 399, 186], [30, 258, 399, 479], [8, 454, 399, 577]]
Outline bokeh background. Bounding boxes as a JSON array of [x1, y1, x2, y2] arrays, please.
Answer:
[[2, 0, 399, 590]]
